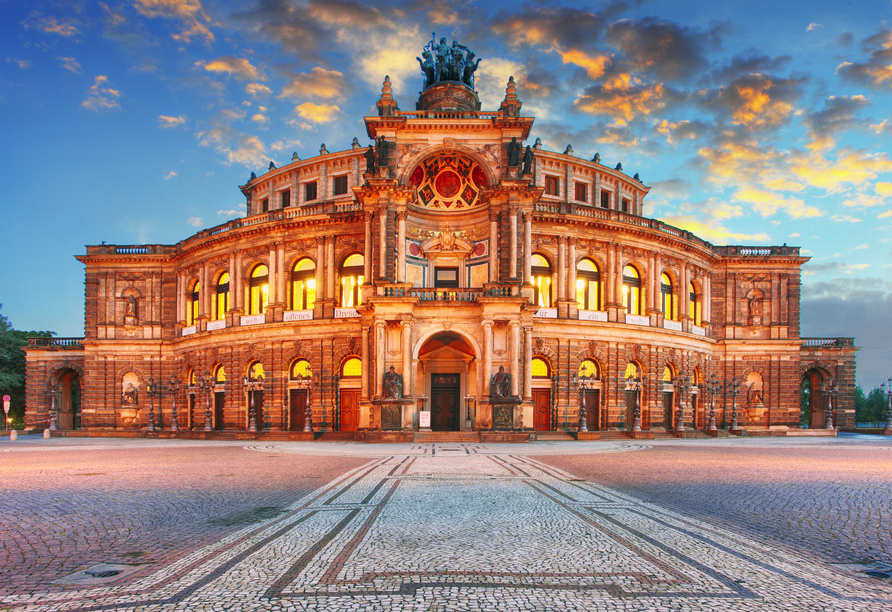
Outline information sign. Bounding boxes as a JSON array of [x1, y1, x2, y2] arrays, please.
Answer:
[[419, 411, 431, 428]]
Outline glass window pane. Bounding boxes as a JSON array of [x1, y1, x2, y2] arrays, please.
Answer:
[[342, 357, 361, 377], [578, 359, 598, 378], [575, 278, 586, 309], [215, 365, 226, 382], [531, 358, 549, 377]]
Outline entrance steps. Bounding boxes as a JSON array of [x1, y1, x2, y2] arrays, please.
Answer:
[[534, 431, 576, 441], [314, 431, 358, 441], [413, 432, 480, 443]]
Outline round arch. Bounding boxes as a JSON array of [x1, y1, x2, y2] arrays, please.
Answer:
[[399, 144, 497, 190], [412, 327, 481, 361]]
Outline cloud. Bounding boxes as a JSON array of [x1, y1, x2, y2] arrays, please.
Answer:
[[835, 32, 854, 47], [880, 210, 892, 219], [7, 58, 30, 69], [198, 56, 260, 81], [491, 6, 614, 51], [709, 55, 792, 82], [197, 125, 266, 167], [217, 208, 241, 216], [788, 232, 801, 238], [280, 67, 346, 101], [22, 12, 78, 36], [658, 214, 769, 244], [605, 18, 722, 83], [251, 113, 268, 124], [806, 23, 822, 32], [82, 75, 122, 112], [164, 171, 177, 180], [830, 214, 863, 223], [560, 49, 611, 79], [158, 114, 186, 128], [58, 57, 81, 73], [294, 102, 340, 123], [732, 188, 823, 219], [653, 119, 709, 144], [188, 216, 202, 227], [803, 95, 870, 150], [132, 0, 214, 43], [854, 244, 869, 250], [246, 83, 271, 96], [837, 28, 892, 89], [574, 76, 666, 125], [876, 182, 892, 197], [709, 73, 802, 130]]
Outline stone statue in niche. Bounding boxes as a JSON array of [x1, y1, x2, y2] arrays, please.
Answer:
[[748, 296, 762, 325], [376, 136, 389, 168], [521, 146, 534, 175], [491, 366, 512, 398], [383, 366, 403, 399], [364, 145, 376, 174], [507, 137, 521, 167], [122, 383, 138, 406], [124, 295, 138, 324]]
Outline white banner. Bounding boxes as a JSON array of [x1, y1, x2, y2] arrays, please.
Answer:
[[284, 310, 313, 322]]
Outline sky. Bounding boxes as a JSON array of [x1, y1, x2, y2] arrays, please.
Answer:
[[1, 0, 890, 390]]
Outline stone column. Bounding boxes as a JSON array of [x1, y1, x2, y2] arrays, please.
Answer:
[[647, 253, 657, 313], [375, 321, 386, 397], [401, 320, 413, 396], [364, 212, 373, 281], [509, 206, 518, 279], [176, 272, 183, 323], [615, 250, 624, 307], [557, 237, 566, 301], [568, 238, 577, 305], [396, 211, 406, 284], [228, 253, 237, 312], [314, 237, 325, 301], [291, 171, 298, 207], [523, 212, 532, 285], [509, 321, 520, 397], [489, 210, 499, 283], [268, 245, 277, 305], [703, 275, 711, 323], [326, 237, 336, 302], [379, 206, 388, 280], [235, 252, 243, 310], [594, 174, 601, 207], [201, 264, 210, 319], [681, 263, 690, 319], [361, 325, 369, 401], [523, 326, 532, 402], [482, 321, 493, 396], [606, 244, 615, 305]]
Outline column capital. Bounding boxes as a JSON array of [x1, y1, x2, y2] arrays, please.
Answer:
[[489, 210, 500, 223], [481, 320, 494, 330], [314, 235, 325, 246], [396, 210, 407, 222], [508, 320, 521, 329], [365, 211, 375, 223], [509, 205, 520, 217]]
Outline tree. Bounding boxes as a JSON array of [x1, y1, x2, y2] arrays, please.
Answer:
[[854, 384, 888, 424], [0, 305, 54, 426]]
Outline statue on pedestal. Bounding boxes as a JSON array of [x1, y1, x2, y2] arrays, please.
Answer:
[[491, 366, 512, 398], [383, 366, 404, 399], [521, 146, 534, 175], [507, 137, 521, 167]]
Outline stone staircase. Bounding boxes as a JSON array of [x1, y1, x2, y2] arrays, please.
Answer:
[[413, 431, 481, 443]]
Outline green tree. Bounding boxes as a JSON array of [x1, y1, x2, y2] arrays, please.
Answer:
[[0, 305, 54, 426], [855, 384, 889, 424]]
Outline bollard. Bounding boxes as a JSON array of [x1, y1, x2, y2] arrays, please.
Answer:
[[43, 429, 50, 439], [10, 430, 17, 441]]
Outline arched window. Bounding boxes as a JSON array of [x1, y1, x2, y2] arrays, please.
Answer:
[[690, 281, 701, 326], [341, 357, 361, 377], [531, 254, 552, 307], [624, 362, 640, 379], [186, 369, 196, 387], [662, 365, 673, 383], [248, 361, 265, 380], [290, 359, 312, 380], [291, 258, 316, 311], [340, 254, 364, 308], [187, 281, 200, 326], [578, 359, 600, 379], [214, 365, 226, 384], [531, 357, 551, 378], [660, 273, 673, 320], [622, 265, 642, 315], [214, 272, 229, 320], [575, 258, 601, 311], [249, 265, 269, 315]]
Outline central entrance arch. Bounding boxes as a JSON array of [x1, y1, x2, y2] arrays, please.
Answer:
[[417, 331, 477, 432]]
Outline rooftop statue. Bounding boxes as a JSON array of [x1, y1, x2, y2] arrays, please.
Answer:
[[419, 33, 480, 90]]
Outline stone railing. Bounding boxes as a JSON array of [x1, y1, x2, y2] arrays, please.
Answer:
[[27, 337, 84, 349], [85, 244, 174, 256], [396, 110, 503, 120], [801, 337, 856, 348], [713, 245, 801, 257], [381, 284, 516, 301]]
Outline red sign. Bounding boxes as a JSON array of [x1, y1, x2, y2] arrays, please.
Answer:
[[2, 395, 8, 402]]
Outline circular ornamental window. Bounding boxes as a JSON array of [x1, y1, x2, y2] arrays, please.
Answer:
[[408, 154, 488, 210]]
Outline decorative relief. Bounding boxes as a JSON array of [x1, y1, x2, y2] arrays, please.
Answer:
[[408, 153, 489, 210]]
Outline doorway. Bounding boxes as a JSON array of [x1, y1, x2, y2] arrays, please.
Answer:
[[431, 374, 460, 431], [214, 391, 225, 430], [663, 391, 674, 429], [340, 388, 360, 431], [289, 389, 307, 431], [583, 389, 600, 431], [533, 388, 551, 431]]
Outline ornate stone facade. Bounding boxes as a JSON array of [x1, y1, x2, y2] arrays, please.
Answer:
[[24, 67, 858, 436]]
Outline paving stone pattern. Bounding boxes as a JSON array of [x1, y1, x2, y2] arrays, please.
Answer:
[[1, 437, 891, 611]]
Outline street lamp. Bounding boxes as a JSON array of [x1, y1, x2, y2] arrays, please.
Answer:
[[704, 372, 722, 432], [145, 377, 159, 432], [881, 377, 892, 436], [573, 374, 597, 432], [726, 377, 742, 433], [243, 371, 264, 433], [671, 371, 692, 432], [197, 371, 214, 431], [464, 395, 476, 427], [168, 375, 181, 432], [294, 372, 316, 433], [44, 381, 59, 431], [822, 381, 838, 430]]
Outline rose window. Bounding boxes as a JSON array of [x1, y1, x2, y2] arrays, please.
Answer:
[[408, 154, 488, 210]]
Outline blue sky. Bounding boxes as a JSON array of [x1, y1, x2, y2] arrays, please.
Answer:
[[1, 0, 890, 389]]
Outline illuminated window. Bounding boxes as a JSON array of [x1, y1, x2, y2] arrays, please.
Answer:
[[545, 176, 559, 196], [622, 265, 642, 315], [662, 366, 673, 382], [532, 254, 552, 308], [575, 182, 587, 202], [187, 281, 200, 326], [434, 267, 459, 288], [248, 361, 265, 380], [339, 254, 364, 308], [187, 369, 196, 387], [214, 365, 226, 383], [304, 181, 317, 201], [341, 357, 361, 377], [575, 258, 600, 311], [291, 258, 317, 310], [532, 357, 550, 378], [214, 272, 229, 320], [333, 175, 348, 196], [290, 359, 312, 380], [690, 281, 702, 326], [578, 359, 599, 379], [624, 362, 640, 379], [248, 265, 269, 315], [661, 273, 674, 320]]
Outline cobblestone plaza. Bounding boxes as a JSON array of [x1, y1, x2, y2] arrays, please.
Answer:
[[2, 436, 891, 611]]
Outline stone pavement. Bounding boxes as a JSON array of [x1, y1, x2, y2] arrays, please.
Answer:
[[1, 436, 891, 611]]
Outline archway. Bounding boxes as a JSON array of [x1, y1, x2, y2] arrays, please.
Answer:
[[417, 332, 477, 431], [802, 369, 826, 428], [55, 368, 81, 430]]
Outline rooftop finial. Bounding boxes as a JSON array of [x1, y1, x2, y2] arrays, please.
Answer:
[[377, 75, 398, 116], [500, 76, 522, 117], [563, 144, 574, 156]]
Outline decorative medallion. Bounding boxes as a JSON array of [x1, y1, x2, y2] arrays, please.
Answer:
[[409, 154, 488, 210]]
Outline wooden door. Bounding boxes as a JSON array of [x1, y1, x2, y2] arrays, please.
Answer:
[[584, 389, 600, 431], [533, 388, 551, 431], [289, 389, 307, 431], [188, 395, 196, 430], [340, 388, 360, 431], [214, 392, 225, 430], [691, 394, 699, 429], [663, 392, 674, 429], [431, 374, 460, 431]]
